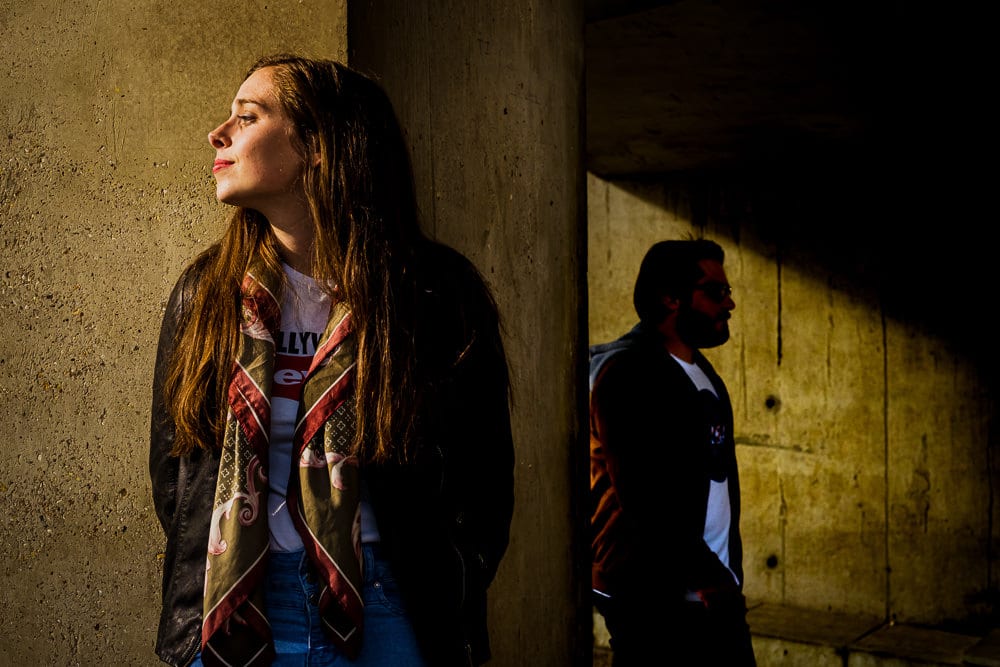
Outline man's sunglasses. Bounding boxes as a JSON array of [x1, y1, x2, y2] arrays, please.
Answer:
[[693, 282, 733, 303]]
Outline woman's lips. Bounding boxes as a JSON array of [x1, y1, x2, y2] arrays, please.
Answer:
[[213, 159, 233, 173]]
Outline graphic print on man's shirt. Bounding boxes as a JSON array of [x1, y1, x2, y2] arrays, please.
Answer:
[[672, 354, 738, 586]]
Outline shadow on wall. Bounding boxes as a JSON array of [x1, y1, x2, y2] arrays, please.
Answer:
[[586, 162, 998, 633], [605, 158, 998, 381]]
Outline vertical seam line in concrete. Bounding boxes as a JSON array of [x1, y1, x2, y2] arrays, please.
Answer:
[[779, 477, 787, 601], [776, 246, 782, 366], [881, 307, 890, 621]]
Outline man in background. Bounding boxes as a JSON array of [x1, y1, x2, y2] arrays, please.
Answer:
[[589, 238, 755, 665]]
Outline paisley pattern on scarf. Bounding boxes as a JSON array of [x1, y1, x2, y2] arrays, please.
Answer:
[[199, 264, 364, 667]]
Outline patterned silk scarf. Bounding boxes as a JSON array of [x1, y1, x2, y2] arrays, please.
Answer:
[[199, 264, 364, 666]]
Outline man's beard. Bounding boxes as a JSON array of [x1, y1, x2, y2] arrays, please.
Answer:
[[676, 304, 730, 349]]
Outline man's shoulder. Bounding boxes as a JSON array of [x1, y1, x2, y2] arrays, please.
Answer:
[[590, 326, 639, 389], [589, 324, 672, 391]]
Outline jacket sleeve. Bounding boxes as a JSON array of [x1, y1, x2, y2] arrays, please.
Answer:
[[590, 351, 664, 514], [427, 253, 515, 590], [148, 269, 194, 533], [454, 311, 515, 588]]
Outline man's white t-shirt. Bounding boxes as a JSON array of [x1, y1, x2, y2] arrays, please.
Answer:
[[671, 354, 740, 591]]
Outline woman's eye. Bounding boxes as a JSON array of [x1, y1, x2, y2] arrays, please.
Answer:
[[237, 115, 255, 125]]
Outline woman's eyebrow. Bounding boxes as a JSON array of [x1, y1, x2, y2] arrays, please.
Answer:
[[234, 98, 269, 110]]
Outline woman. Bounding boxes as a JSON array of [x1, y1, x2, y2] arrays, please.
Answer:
[[149, 54, 515, 667]]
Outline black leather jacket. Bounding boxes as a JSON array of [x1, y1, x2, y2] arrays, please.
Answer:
[[589, 321, 743, 601], [149, 242, 515, 667]]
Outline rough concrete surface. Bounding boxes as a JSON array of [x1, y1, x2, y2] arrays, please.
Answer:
[[585, 2, 995, 663], [1, 1, 346, 664], [3, 0, 994, 666], [3, 0, 593, 666], [587, 171, 997, 653], [350, 2, 590, 666]]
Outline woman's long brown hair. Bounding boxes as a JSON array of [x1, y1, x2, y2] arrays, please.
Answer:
[[164, 55, 427, 463]]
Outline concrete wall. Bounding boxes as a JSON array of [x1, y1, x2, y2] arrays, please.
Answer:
[[1, 1, 590, 666], [588, 169, 997, 628], [0, 1, 347, 664], [10, 0, 977, 662], [349, 2, 589, 666]]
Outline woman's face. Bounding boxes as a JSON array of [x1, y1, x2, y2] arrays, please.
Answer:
[[207, 67, 306, 213]]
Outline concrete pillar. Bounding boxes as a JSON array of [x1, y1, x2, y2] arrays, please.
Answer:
[[349, 2, 589, 666], [2, 1, 589, 663]]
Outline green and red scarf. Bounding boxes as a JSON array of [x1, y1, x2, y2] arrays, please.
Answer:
[[199, 264, 364, 666]]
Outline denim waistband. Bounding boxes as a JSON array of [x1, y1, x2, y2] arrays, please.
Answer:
[[269, 544, 383, 581]]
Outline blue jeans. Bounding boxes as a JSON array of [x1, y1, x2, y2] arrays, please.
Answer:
[[192, 544, 426, 666]]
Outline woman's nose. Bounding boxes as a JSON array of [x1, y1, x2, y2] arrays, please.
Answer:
[[208, 122, 229, 149]]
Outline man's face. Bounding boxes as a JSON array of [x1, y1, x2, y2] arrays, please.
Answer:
[[676, 259, 735, 349]]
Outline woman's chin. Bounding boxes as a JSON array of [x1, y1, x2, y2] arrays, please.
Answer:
[[215, 189, 243, 207]]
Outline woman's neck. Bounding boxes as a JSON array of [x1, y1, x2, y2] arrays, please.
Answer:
[[264, 209, 315, 276]]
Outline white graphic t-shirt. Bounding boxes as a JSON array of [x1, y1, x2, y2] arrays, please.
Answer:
[[268, 264, 332, 552], [671, 354, 740, 593]]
